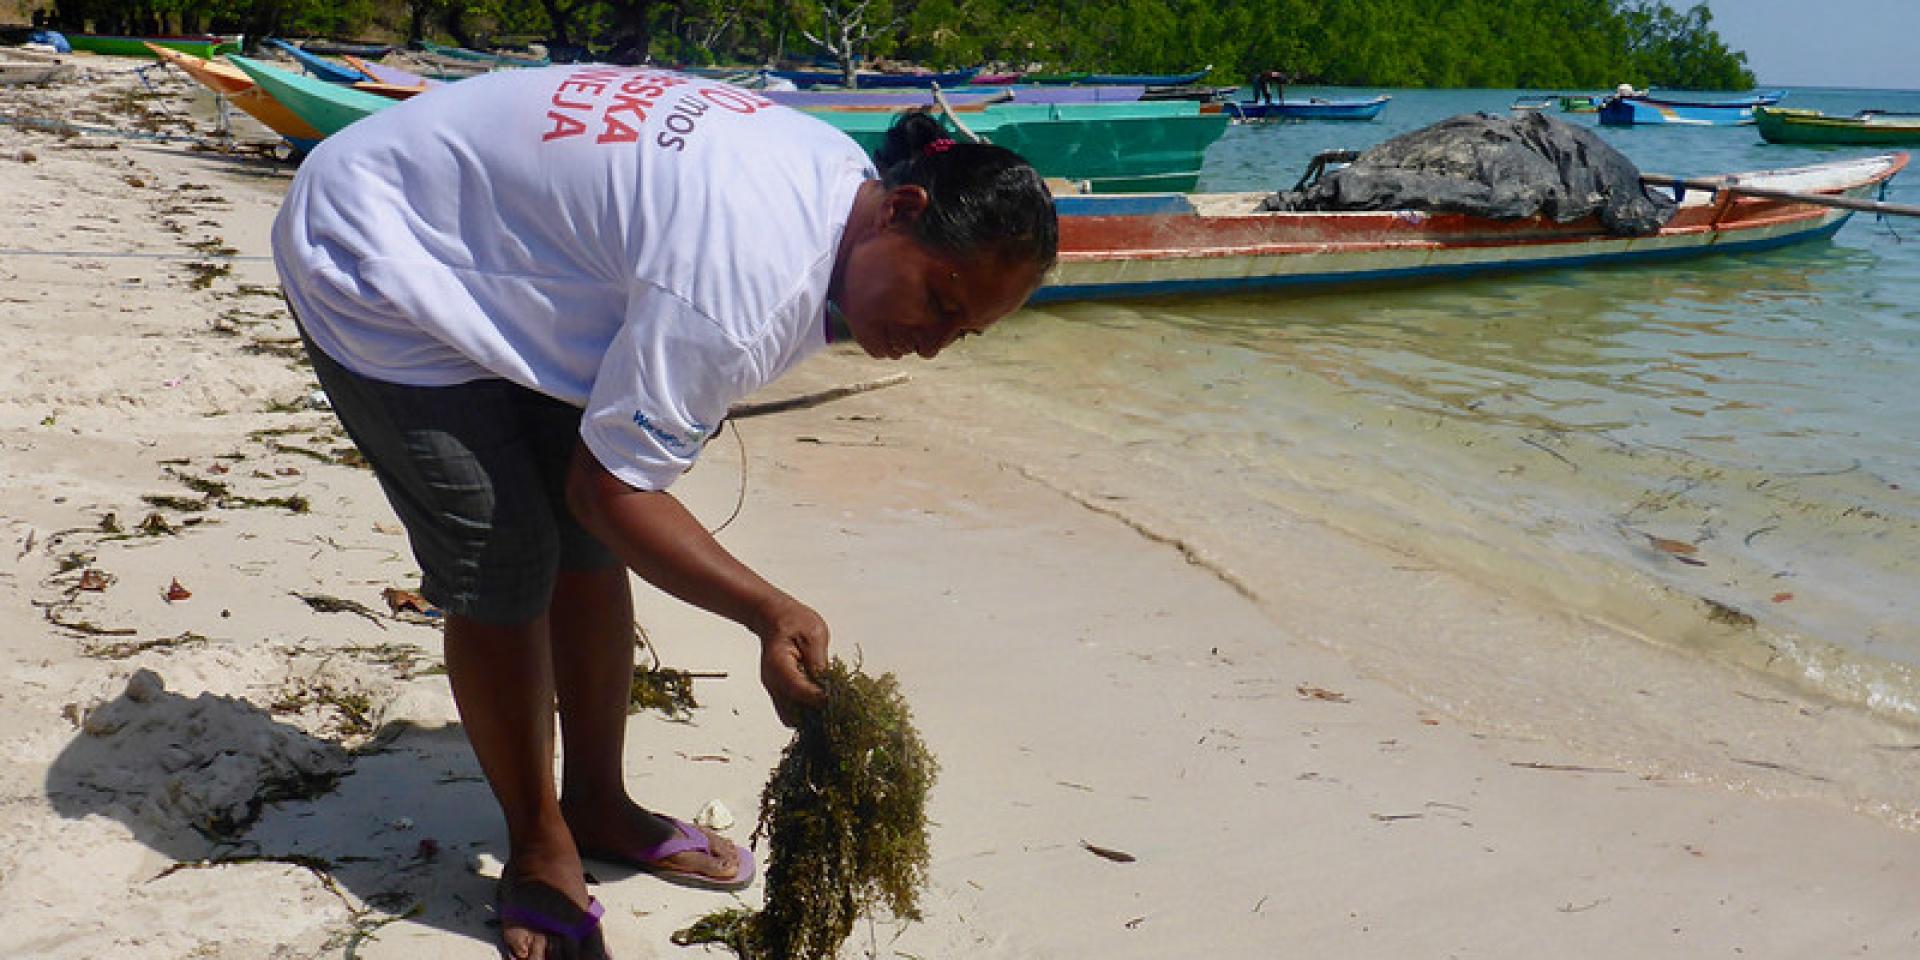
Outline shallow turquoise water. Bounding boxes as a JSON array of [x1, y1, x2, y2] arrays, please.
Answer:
[[999, 87, 1920, 717]]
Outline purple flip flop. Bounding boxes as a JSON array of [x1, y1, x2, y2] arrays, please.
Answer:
[[495, 875, 608, 960], [585, 815, 756, 892]]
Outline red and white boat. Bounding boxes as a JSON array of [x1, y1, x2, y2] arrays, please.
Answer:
[[1034, 153, 1906, 304]]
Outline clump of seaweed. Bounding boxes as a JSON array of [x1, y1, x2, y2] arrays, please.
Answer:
[[629, 627, 704, 722], [673, 659, 937, 960]]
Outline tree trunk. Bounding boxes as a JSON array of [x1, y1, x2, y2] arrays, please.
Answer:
[[604, 0, 656, 65]]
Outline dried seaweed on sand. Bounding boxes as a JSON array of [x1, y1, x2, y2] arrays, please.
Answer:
[[674, 660, 937, 959]]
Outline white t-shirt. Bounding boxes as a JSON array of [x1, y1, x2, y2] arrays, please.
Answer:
[[272, 66, 876, 491]]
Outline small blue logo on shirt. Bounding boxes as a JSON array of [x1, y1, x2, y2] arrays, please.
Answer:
[[632, 410, 709, 452]]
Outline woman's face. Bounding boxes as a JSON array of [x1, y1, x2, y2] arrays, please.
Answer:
[[836, 187, 1045, 360]]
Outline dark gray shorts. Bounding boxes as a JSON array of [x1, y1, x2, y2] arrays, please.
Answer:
[[299, 327, 619, 625]]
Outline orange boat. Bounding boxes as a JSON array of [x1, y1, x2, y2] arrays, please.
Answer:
[[145, 42, 323, 151]]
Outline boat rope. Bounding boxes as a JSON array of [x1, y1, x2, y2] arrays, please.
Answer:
[[927, 83, 987, 144], [0, 248, 273, 262]]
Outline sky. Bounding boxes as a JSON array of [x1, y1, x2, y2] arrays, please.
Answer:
[[1704, 0, 1920, 89]]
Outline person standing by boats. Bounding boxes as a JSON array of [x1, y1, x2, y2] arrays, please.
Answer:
[[271, 67, 1057, 960], [1251, 68, 1287, 105]]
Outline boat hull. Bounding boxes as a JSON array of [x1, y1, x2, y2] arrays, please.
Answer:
[[1033, 154, 1906, 303], [68, 34, 239, 59], [1755, 107, 1920, 145], [227, 54, 395, 137], [769, 67, 978, 89], [810, 101, 1228, 193], [1227, 95, 1390, 121], [1598, 91, 1785, 126], [265, 38, 366, 84], [147, 43, 323, 149]]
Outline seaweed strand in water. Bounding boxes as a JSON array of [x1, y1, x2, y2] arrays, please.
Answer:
[[674, 659, 937, 960]]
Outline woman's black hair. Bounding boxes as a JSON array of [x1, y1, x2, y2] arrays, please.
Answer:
[[871, 110, 1059, 272]]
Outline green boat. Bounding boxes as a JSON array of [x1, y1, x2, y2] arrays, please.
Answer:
[[1021, 71, 1091, 86], [227, 55, 395, 137], [1755, 106, 1920, 146], [1559, 94, 1601, 113], [66, 34, 241, 59], [808, 101, 1229, 192]]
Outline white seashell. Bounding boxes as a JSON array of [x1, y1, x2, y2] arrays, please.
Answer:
[[693, 799, 735, 831], [390, 816, 415, 831], [469, 852, 505, 877]]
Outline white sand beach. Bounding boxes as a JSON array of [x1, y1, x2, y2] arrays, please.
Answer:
[[3, 58, 1919, 959]]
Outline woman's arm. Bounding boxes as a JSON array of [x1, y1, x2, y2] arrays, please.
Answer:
[[565, 442, 828, 725]]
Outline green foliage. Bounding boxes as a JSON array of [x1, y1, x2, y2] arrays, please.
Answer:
[[40, 0, 1754, 90], [673, 660, 938, 960]]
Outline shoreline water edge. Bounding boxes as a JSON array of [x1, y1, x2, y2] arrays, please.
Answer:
[[2, 59, 1918, 957]]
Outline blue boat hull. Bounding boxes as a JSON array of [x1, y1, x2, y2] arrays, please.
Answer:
[[265, 38, 366, 84], [1598, 91, 1785, 126], [1226, 95, 1390, 121], [770, 67, 979, 89]]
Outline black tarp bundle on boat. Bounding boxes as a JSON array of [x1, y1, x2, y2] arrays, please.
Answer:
[[1262, 111, 1677, 236]]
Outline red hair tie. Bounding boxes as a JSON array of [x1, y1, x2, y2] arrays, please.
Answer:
[[923, 138, 955, 157]]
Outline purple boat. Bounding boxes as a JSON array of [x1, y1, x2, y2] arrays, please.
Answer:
[[999, 84, 1145, 104], [764, 89, 1007, 110]]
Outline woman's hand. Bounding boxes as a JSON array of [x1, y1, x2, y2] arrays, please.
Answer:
[[755, 595, 830, 726]]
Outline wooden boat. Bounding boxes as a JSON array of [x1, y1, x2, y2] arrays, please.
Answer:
[[768, 66, 979, 89], [342, 55, 437, 91], [1754, 106, 1920, 146], [0, 59, 74, 84], [1032, 153, 1906, 304], [226, 54, 395, 138], [146, 43, 323, 151], [417, 40, 549, 68], [297, 39, 394, 58], [810, 101, 1228, 193], [264, 37, 365, 83], [1225, 94, 1390, 122], [1598, 90, 1785, 126], [67, 34, 240, 59]]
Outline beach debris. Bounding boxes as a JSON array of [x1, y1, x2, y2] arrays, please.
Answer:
[[726, 373, 910, 419], [1703, 599, 1756, 628], [1081, 840, 1137, 863], [381, 586, 437, 616], [629, 628, 722, 721], [1125, 916, 1146, 929], [294, 591, 387, 630], [1509, 761, 1626, 774], [1772, 592, 1794, 603], [416, 837, 441, 861], [390, 816, 415, 831], [164, 577, 192, 602], [84, 631, 209, 660], [76, 568, 111, 592], [1295, 684, 1349, 703], [470, 851, 506, 877], [673, 660, 937, 960], [271, 677, 377, 739], [695, 798, 737, 831]]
